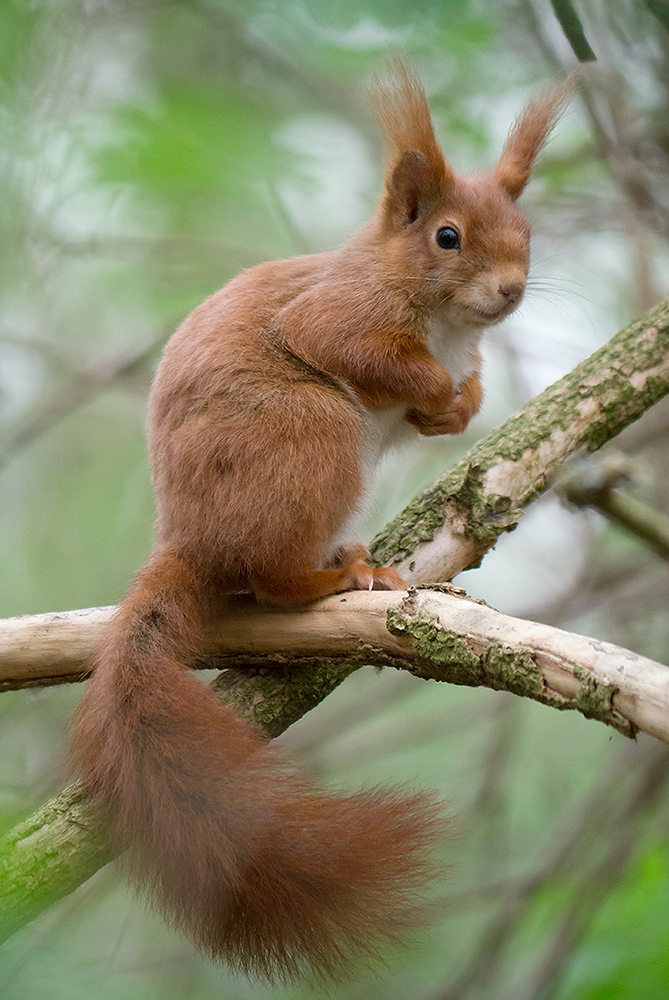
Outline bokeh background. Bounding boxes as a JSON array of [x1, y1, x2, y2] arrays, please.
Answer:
[[2, 1, 669, 998]]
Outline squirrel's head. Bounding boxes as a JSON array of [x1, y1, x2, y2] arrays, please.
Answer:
[[369, 61, 570, 326]]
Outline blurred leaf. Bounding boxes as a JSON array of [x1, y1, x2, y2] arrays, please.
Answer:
[[95, 85, 288, 214], [0, 0, 36, 92], [559, 842, 669, 999]]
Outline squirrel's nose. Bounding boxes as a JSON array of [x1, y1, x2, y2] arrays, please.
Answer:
[[498, 282, 525, 304]]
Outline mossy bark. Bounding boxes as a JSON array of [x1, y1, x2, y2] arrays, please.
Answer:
[[371, 295, 669, 579], [0, 785, 112, 943]]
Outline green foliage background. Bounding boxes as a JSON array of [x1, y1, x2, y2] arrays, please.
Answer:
[[2, 1, 669, 998]]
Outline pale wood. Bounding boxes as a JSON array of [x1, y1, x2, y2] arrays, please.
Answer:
[[1, 589, 666, 742], [0, 606, 115, 689]]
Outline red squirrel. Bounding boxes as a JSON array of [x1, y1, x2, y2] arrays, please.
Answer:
[[70, 63, 567, 982]]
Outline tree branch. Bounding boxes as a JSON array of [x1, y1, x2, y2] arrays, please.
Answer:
[[556, 452, 669, 560], [371, 294, 669, 581], [2, 588, 667, 736]]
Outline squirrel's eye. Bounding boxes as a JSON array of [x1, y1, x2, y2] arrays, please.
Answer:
[[436, 226, 461, 251]]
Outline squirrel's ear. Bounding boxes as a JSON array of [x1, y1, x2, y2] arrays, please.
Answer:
[[384, 149, 452, 227], [494, 80, 572, 200], [370, 59, 454, 228]]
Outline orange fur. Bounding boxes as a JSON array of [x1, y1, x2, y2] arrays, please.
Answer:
[[70, 62, 567, 982]]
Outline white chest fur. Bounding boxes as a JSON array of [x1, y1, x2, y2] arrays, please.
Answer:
[[363, 313, 485, 461], [424, 313, 484, 388], [330, 315, 485, 552]]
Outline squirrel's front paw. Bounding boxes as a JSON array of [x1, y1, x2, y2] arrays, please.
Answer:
[[406, 405, 472, 436]]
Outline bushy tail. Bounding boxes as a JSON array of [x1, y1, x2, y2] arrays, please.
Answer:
[[70, 548, 443, 983]]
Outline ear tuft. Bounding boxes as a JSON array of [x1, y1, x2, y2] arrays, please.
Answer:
[[370, 58, 453, 227], [494, 78, 573, 200]]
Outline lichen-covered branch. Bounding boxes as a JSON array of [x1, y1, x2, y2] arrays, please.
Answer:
[[2, 588, 667, 739], [371, 294, 669, 582], [382, 587, 667, 742]]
